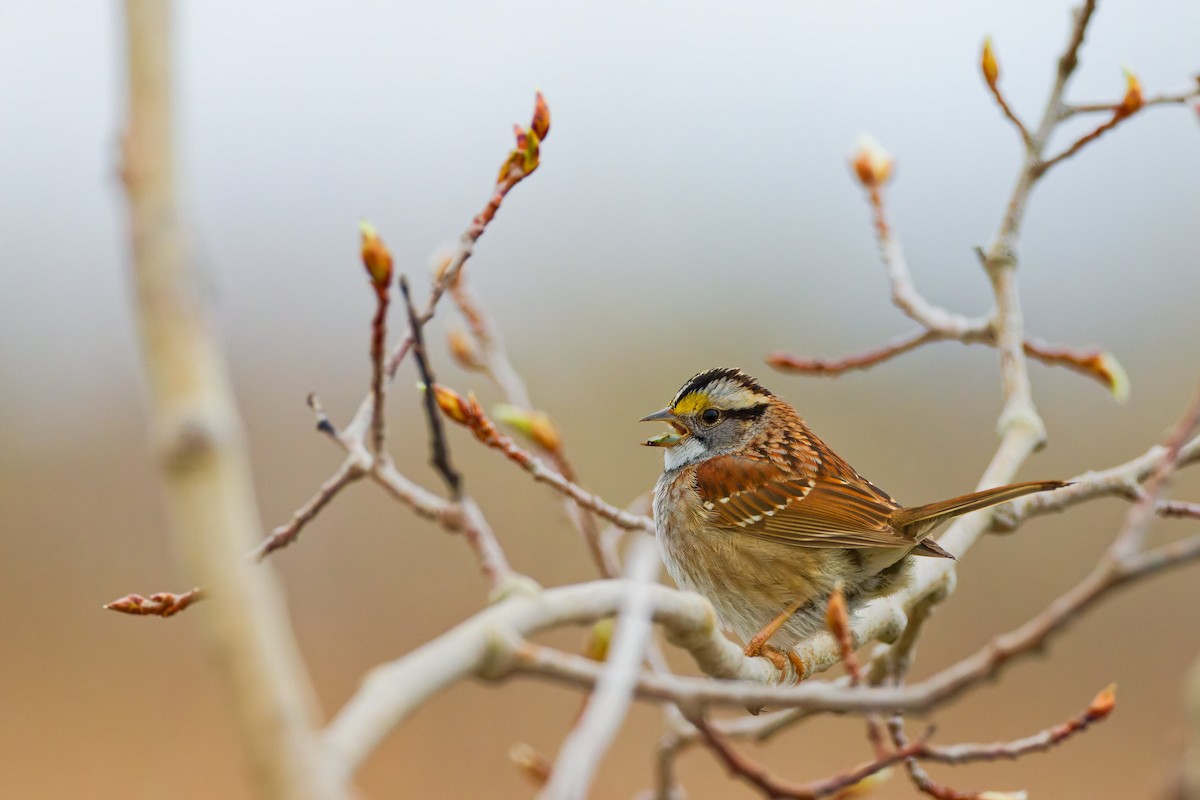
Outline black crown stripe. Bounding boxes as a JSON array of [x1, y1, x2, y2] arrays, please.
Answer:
[[672, 368, 772, 407]]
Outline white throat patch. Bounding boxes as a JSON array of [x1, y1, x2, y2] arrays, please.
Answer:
[[662, 436, 708, 471]]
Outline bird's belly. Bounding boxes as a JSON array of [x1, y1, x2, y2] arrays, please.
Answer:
[[660, 522, 835, 647], [654, 475, 911, 650]]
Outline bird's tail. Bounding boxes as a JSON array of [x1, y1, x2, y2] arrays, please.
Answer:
[[893, 480, 1068, 543]]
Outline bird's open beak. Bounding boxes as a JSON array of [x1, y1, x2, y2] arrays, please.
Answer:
[[639, 407, 687, 447]]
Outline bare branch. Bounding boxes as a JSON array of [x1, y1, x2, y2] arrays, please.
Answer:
[[321, 580, 775, 786], [994, 434, 1200, 529], [506, 517, 1200, 715], [981, 38, 1034, 146], [378, 94, 549, 386], [1159, 500, 1200, 522], [370, 451, 516, 590], [450, 270, 532, 408], [1020, 337, 1128, 400], [767, 328, 945, 376], [886, 686, 1115, 798], [449, 269, 620, 577], [306, 392, 346, 447], [864, 184, 983, 336], [359, 224, 394, 455], [1066, 86, 1200, 116], [253, 459, 365, 561], [769, 327, 1129, 400], [432, 385, 654, 532], [539, 535, 660, 799], [1108, 386, 1200, 560], [888, 719, 1004, 800], [1036, 109, 1135, 176], [688, 711, 927, 800], [922, 684, 1115, 764]]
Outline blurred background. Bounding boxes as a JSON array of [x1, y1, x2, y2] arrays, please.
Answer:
[[2, 1, 1199, 797]]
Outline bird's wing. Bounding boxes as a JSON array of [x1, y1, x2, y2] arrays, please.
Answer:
[[693, 453, 915, 549]]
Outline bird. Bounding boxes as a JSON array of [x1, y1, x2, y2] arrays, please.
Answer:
[[641, 367, 1066, 675]]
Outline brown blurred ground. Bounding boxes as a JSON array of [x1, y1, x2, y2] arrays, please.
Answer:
[[3, 1, 1200, 798], [4, 341, 1199, 799]]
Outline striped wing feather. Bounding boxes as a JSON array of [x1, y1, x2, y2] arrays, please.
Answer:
[[694, 453, 915, 550]]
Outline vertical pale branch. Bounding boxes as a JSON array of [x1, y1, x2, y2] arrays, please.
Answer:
[[791, 0, 1106, 686], [539, 535, 661, 800], [981, 0, 1095, 446], [120, 2, 339, 798]]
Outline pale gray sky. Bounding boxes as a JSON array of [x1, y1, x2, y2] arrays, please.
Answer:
[[1, 0, 1197, 449]]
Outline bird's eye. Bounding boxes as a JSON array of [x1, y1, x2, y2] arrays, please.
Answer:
[[701, 408, 721, 425]]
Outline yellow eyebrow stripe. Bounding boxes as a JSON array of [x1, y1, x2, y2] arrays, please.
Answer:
[[672, 392, 708, 416]]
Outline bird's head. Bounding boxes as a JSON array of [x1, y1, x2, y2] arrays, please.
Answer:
[[640, 368, 776, 469]]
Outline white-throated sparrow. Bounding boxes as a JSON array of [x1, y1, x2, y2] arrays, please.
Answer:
[[642, 368, 1065, 674]]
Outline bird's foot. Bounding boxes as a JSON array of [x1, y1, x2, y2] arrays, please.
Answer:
[[743, 641, 806, 684]]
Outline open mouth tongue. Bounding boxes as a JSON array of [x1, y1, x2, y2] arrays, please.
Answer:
[[644, 422, 687, 447]]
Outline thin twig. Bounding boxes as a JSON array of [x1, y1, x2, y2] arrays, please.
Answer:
[[827, 585, 890, 758], [337, 94, 548, 446], [359, 223, 395, 455], [767, 328, 946, 376], [380, 174, 525, 386], [994, 434, 1200, 530], [449, 269, 619, 577], [253, 459, 365, 560], [1108, 385, 1200, 560], [888, 720, 987, 800], [986, 74, 1034, 146], [1020, 336, 1128, 399], [368, 284, 390, 455], [306, 392, 344, 446], [401, 275, 462, 499], [768, 327, 1129, 399], [922, 684, 1116, 764], [1065, 87, 1200, 116], [433, 386, 654, 532], [1036, 110, 1134, 176], [689, 712, 926, 800], [450, 270, 532, 408], [886, 686, 1115, 798], [865, 186, 983, 336], [1159, 500, 1200, 521]]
